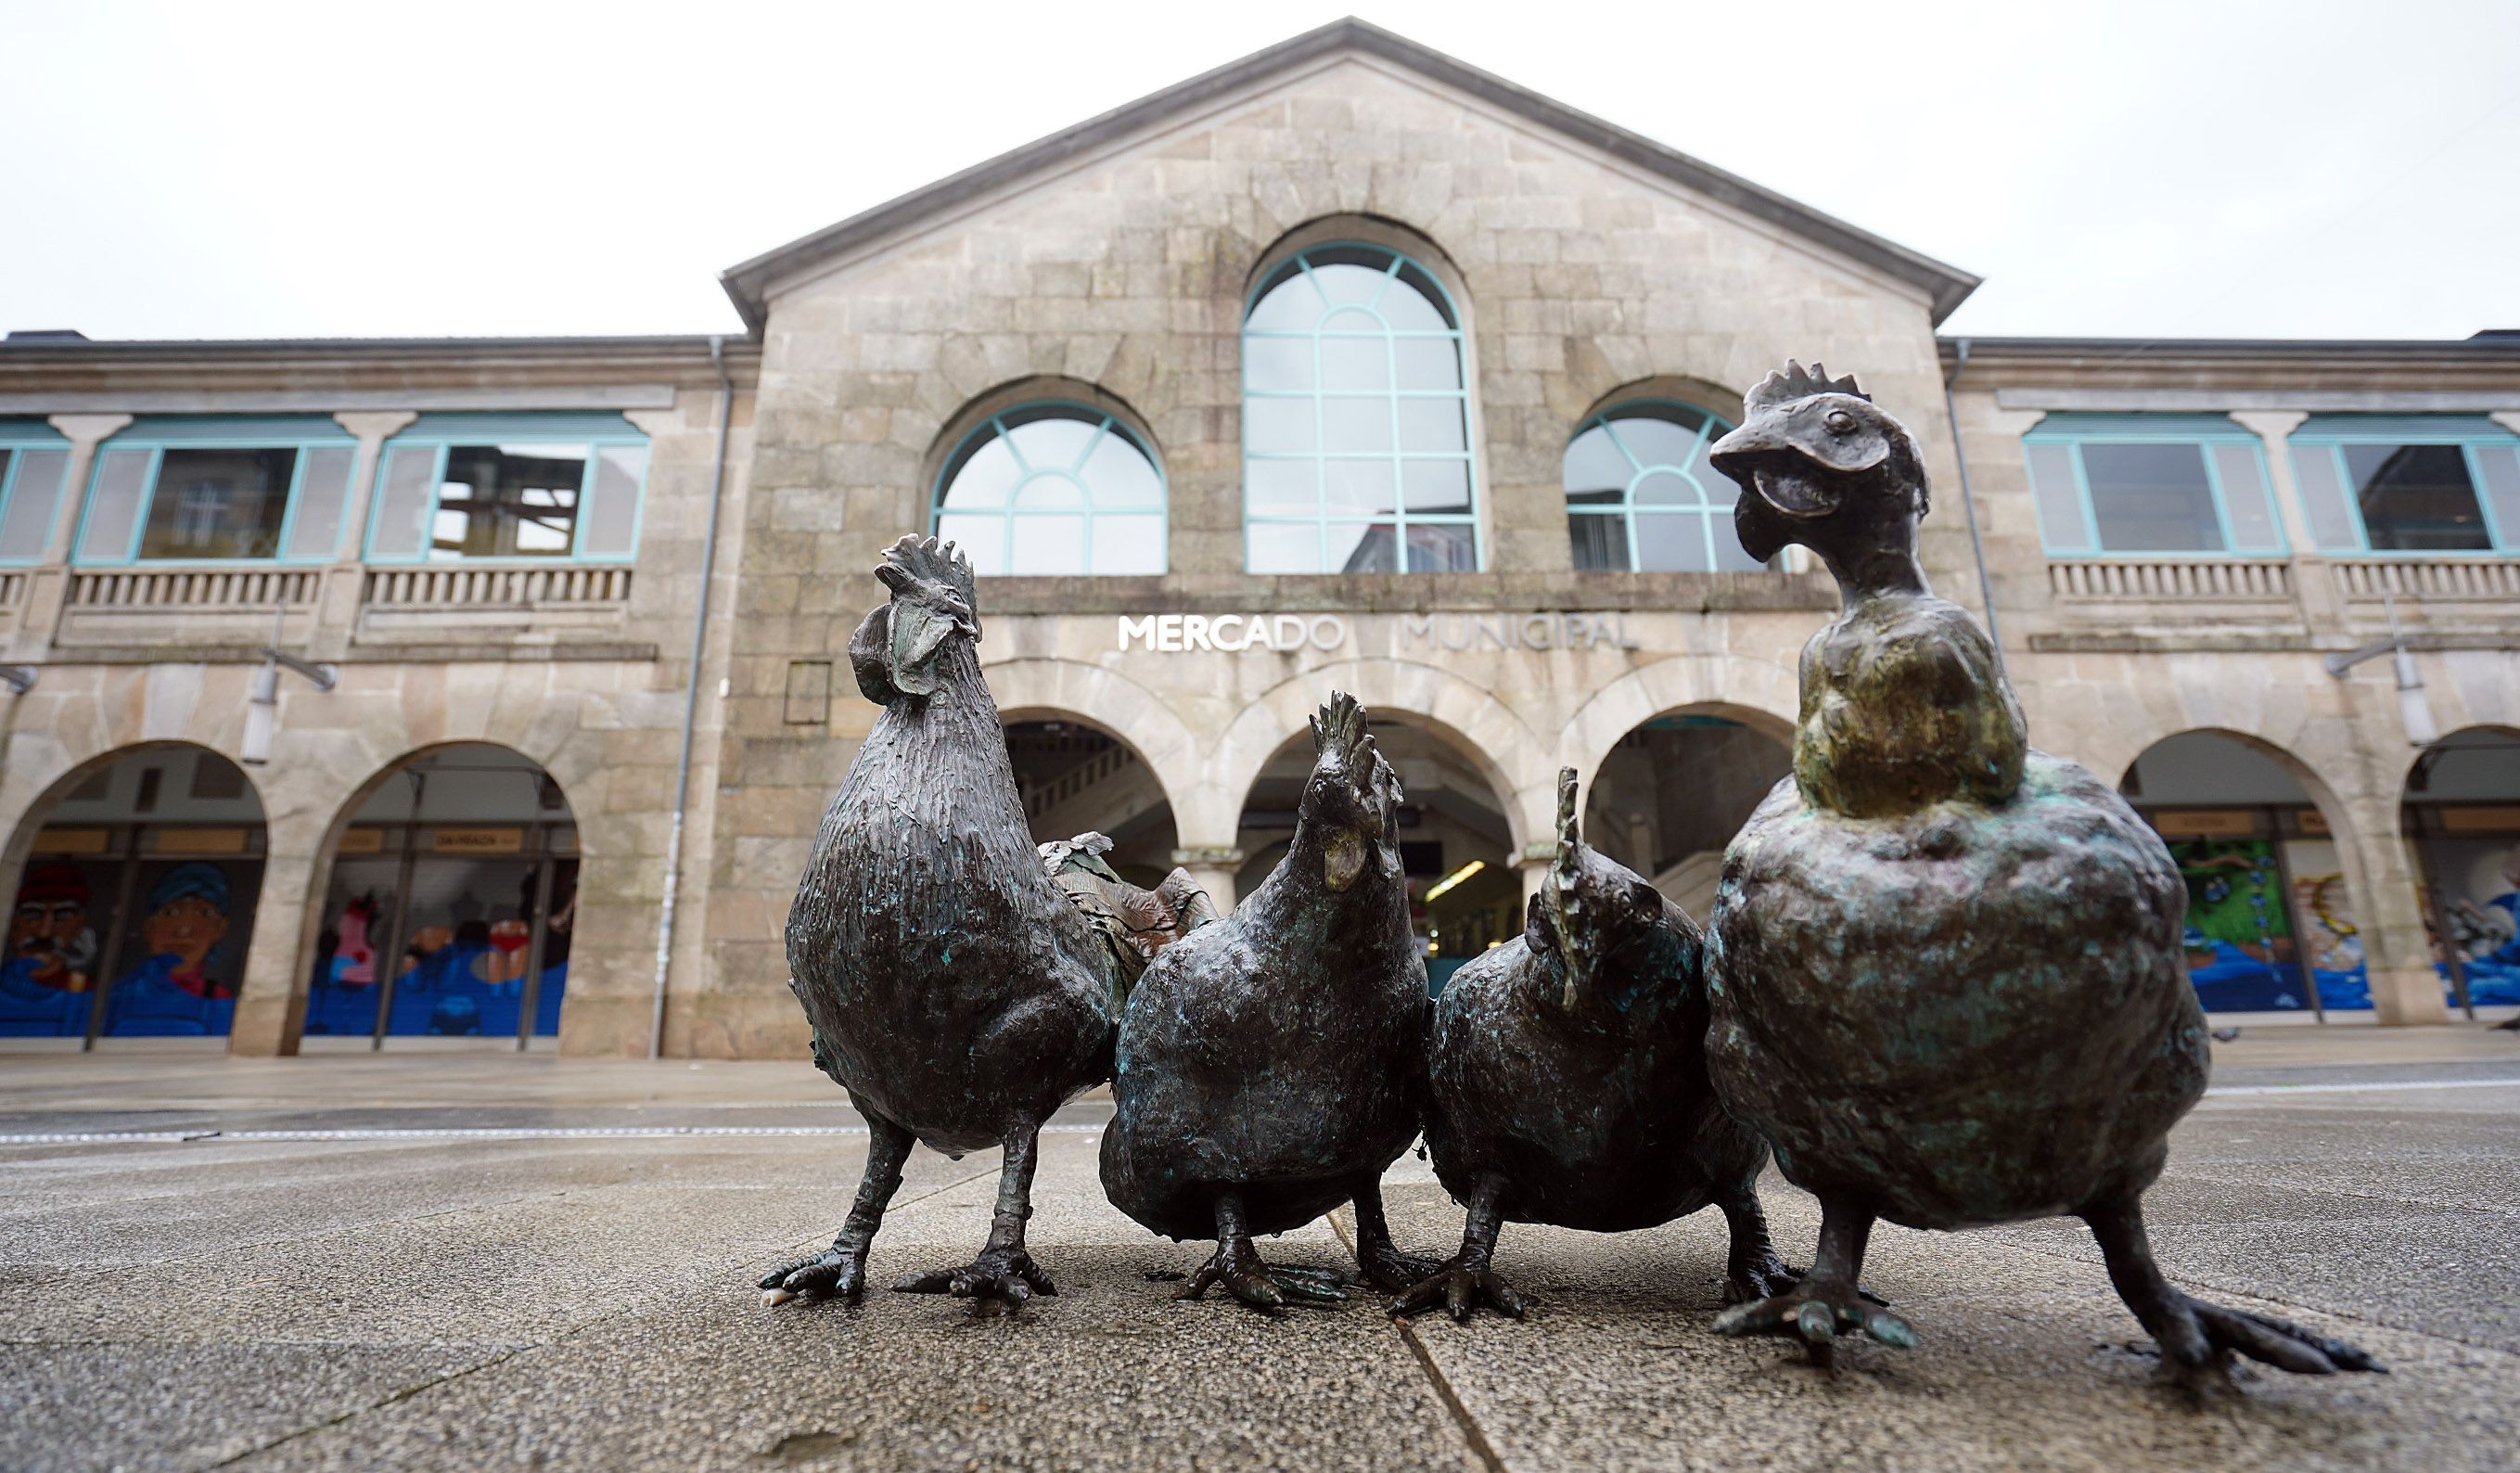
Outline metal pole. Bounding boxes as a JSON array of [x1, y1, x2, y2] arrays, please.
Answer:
[[648, 336, 737, 1060], [1938, 338, 2006, 677]]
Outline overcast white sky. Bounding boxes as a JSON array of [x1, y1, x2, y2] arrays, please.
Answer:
[[5, 0, 2516, 342]]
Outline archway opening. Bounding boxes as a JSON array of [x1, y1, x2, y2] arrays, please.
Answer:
[[1003, 718, 1179, 887], [1233, 716, 1515, 993], [2120, 731, 2359, 1018], [1584, 712, 1792, 919], [3, 744, 266, 1046], [307, 744, 576, 1050], [2400, 725, 2520, 1018]]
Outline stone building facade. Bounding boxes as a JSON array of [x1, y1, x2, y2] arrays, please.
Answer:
[[3, 21, 2513, 1057]]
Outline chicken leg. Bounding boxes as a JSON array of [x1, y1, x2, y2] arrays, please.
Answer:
[[1392, 1172, 1529, 1321], [1711, 1198, 1913, 1368], [760, 1108, 915, 1304], [1719, 1181, 1801, 1303], [2086, 1196, 2381, 1384], [892, 1123, 1057, 1310], [1179, 1189, 1351, 1311]]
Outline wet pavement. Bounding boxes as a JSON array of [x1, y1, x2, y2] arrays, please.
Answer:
[[2, 1024, 2514, 1471]]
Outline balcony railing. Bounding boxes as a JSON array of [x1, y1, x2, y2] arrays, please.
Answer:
[[2332, 557, 2520, 601], [69, 568, 319, 611], [362, 565, 633, 610], [2047, 557, 2296, 602]]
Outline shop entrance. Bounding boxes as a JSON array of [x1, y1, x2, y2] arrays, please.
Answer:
[[2121, 731, 2361, 1018], [2, 744, 266, 1046], [1584, 712, 1791, 918], [308, 745, 576, 1049], [2401, 725, 2520, 1018]]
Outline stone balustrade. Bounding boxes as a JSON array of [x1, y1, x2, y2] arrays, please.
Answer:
[[360, 565, 633, 611], [2331, 557, 2520, 602], [2046, 557, 2296, 603], [69, 567, 320, 612]]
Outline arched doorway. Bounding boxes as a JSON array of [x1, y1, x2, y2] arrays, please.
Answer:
[[2120, 731, 2361, 1018], [1233, 715, 1516, 993], [2, 744, 266, 1046], [307, 744, 576, 1049], [1583, 711, 1792, 918], [1002, 718, 1179, 887], [2401, 725, 2520, 1018]]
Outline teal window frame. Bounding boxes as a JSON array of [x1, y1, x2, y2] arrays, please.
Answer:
[[365, 414, 649, 566], [1241, 241, 1481, 574], [0, 420, 74, 566], [928, 401, 1169, 576], [2022, 414, 2285, 558], [68, 416, 357, 568], [1564, 400, 1761, 572], [2285, 416, 2519, 557]]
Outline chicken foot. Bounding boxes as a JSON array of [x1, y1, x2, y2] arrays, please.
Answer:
[[2086, 1196, 2382, 1385], [760, 1109, 915, 1304], [1711, 1198, 1914, 1369], [1179, 1189, 1350, 1311], [892, 1123, 1057, 1311], [1349, 1174, 1446, 1292], [1392, 1172, 1529, 1322]]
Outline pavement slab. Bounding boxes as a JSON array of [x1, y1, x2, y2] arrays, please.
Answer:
[[1, 1043, 2514, 1471]]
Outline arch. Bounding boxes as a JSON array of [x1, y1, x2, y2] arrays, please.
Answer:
[[1576, 708, 1795, 917], [1554, 653, 1801, 784], [979, 658, 1201, 840], [923, 376, 1169, 577], [295, 742, 581, 1048], [2, 742, 269, 1043], [1241, 222, 1481, 575], [2118, 727, 2376, 1017], [1207, 659, 1550, 858], [1565, 398, 1767, 573]]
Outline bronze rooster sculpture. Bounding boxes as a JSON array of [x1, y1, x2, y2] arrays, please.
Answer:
[[1398, 768, 1792, 1323], [763, 535, 1125, 1311], [1700, 364, 2380, 1384], [1101, 692, 1439, 1311]]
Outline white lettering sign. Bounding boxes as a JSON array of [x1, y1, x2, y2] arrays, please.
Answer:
[[1116, 611, 1640, 654]]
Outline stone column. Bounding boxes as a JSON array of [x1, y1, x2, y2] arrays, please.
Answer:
[[10, 415, 132, 660], [2230, 411, 2338, 629], [1170, 848, 1242, 913], [2343, 787, 2452, 1026], [229, 801, 331, 1057], [310, 412, 417, 662]]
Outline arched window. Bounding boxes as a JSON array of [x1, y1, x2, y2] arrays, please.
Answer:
[[1563, 401, 1766, 572], [931, 403, 1165, 576], [1242, 243, 1477, 574]]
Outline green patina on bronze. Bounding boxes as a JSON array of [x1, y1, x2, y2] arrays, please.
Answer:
[[1701, 363, 2382, 1385]]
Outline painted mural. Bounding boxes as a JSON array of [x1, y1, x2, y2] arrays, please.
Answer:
[[2168, 838, 2309, 1011], [99, 860, 261, 1037], [1, 862, 107, 1036], [2280, 837, 2370, 1010], [306, 852, 574, 1040], [2428, 836, 2520, 1007]]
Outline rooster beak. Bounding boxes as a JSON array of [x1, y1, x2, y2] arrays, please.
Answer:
[[1710, 420, 1835, 563]]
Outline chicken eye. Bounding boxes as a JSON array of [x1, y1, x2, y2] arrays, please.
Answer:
[[1823, 409, 1857, 434]]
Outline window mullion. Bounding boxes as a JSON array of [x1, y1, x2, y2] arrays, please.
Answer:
[[2070, 442, 2103, 554]]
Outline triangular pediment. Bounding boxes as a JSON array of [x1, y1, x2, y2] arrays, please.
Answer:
[[719, 18, 1976, 331]]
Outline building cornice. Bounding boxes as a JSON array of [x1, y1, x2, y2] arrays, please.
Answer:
[[717, 18, 1980, 332]]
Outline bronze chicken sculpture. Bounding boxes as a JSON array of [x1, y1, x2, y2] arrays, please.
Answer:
[[1398, 768, 1792, 1323], [762, 535, 1128, 1311], [1699, 363, 2380, 1383], [1100, 692, 1439, 1311]]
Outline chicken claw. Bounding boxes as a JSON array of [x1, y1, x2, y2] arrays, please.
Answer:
[[1177, 1236, 1349, 1311], [1391, 1255, 1529, 1322], [759, 1247, 872, 1305], [892, 1247, 1057, 1310], [1714, 1281, 1916, 1368]]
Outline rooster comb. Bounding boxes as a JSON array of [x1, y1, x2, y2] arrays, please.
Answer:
[[878, 535, 979, 611], [1744, 360, 1869, 412], [1309, 690, 1372, 763]]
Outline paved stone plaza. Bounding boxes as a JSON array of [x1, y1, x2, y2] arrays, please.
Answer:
[[4, 1025, 2514, 1472]]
